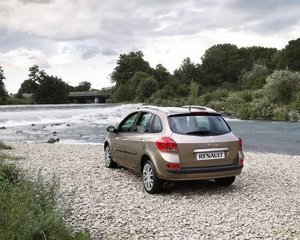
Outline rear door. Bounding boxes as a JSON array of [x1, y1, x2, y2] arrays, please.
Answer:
[[169, 114, 239, 168], [124, 112, 153, 169]]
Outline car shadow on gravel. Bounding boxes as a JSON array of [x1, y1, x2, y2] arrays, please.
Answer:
[[161, 180, 240, 195], [112, 166, 242, 196]]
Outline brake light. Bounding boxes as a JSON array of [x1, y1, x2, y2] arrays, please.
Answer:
[[238, 137, 242, 150], [167, 163, 181, 170], [240, 159, 244, 166], [156, 137, 178, 153]]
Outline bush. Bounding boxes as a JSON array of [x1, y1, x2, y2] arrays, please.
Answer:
[[293, 93, 300, 111], [290, 111, 299, 122], [263, 70, 300, 104], [273, 107, 289, 121], [0, 141, 12, 150], [0, 158, 90, 240], [250, 98, 275, 120], [236, 104, 252, 120], [238, 90, 253, 103]]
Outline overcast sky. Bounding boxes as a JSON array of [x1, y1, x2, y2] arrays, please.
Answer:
[[1, 0, 300, 93]]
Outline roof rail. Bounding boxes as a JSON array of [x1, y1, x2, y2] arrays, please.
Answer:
[[137, 105, 162, 111], [182, 105, 216, 112]]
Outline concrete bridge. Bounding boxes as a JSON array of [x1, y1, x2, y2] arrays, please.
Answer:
[[68, 91, 111, 103]]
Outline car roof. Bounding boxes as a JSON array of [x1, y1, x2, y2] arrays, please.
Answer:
[[137, 105, 219, 115]]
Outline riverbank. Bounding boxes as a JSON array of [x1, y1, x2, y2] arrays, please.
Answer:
[[9, 142, 300, 240]]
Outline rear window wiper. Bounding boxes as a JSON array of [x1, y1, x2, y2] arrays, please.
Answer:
[[185, 130, 210, 135]]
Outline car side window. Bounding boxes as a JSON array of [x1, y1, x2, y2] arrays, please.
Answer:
[[133, 112, 153, 133], [118, 112, 139, 132], [150, 115, 163, 133]]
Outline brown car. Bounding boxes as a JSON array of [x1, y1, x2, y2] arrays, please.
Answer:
[[104, 105, 244, 193]]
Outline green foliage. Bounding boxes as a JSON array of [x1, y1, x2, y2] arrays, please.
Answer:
[[0, 141, 12, 150], [188, 82, 200, 104], [74, 81, 92, 92], [2, 96, 35, 105], [111, 51, 152, 86], [240, 64, 270, 89], [0, 157, 90, 240], [173, 58, 199, 85], [34, 74, 70, 104], [201, 44, 244, 85], [113, 84, 132, 102], [273, 107, 289, 121], [17, 79, 39, 96], [276, 38, 300, 71], [0, 66, 8, 103], [249, 98, 275, 120], [293, 93, 300, 111], [136, 77, 159, 101], [201, 89, 230, 105], [153, 64, 171, 88], [263, 70, 300, 104], [290, 111, 299, 122], [127, 72, 151, 101]]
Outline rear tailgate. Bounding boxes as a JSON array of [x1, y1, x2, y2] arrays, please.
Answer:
[[171, 132, 239, 168]]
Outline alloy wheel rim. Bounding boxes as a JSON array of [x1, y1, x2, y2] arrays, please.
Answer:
[[105, 147, 111, 166], [143, 164, 154, 191]]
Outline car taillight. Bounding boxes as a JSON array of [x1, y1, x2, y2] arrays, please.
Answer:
[[156, 137, 178, 153], [238, 137, 242, 150], [238, 137, 244, 166]]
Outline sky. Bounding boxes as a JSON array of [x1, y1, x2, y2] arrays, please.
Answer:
[[1, 0, 300, 93]]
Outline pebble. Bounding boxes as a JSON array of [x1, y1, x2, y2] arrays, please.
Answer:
[[9, 143, 300, 240]]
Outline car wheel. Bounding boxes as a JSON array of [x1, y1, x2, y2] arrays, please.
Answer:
[[142, 160, 163, 194], [215, 176, 235, 186], [104, 145, 117, 168]]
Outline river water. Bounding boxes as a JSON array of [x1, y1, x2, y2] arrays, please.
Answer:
[[0, 104, 299, 154]]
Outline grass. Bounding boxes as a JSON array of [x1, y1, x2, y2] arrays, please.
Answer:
[[0, 141, 12, 150], [0, 143, 90, 240]]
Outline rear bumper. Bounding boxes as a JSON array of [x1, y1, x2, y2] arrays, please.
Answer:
[[167, 164, 243, 174], [157, 164, 243, 181]]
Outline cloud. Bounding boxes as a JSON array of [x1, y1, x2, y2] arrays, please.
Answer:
[[1, 0, 300, 93]]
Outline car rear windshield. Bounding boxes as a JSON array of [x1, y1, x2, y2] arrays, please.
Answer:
[[168, 114, 231, 136]]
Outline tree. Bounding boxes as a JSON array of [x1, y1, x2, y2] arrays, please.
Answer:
[[152, 64, 171, 88], [110, 51, 152, 86], [113, 84, 132, 102], [136, 77, 159, 101], [17, 79, 39, 96], [74, 81, 91, 92], [239, 64, 271, 89], [275, 38, 300, 71], [34, 74, 70, 104], [0, 66, 8, 103], [173, 58, 199, 85], [263, 70, 300, 104], [201, 44, 244, 86], [17, 65, 43, 97], [188, 82, 200, 104]]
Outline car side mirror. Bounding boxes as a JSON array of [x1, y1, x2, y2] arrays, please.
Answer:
[[107, 126, 117, 133]]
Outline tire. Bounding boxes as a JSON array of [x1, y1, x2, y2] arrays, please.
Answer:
[[215, 176, 235, 186], [104, 145, 117, 168], [142, 160, 163, 194]]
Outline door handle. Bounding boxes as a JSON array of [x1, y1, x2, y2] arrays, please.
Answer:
[[122, 138, 126, 141], [139, 139, 145, 143]]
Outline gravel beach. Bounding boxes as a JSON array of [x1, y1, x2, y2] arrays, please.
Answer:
[[8, 143, 300, 240]]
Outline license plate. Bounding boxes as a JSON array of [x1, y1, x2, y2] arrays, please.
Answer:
[[197, 151, 225, 160]]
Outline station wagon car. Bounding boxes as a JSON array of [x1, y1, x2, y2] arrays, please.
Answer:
[[104, 105, 244, 193]]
